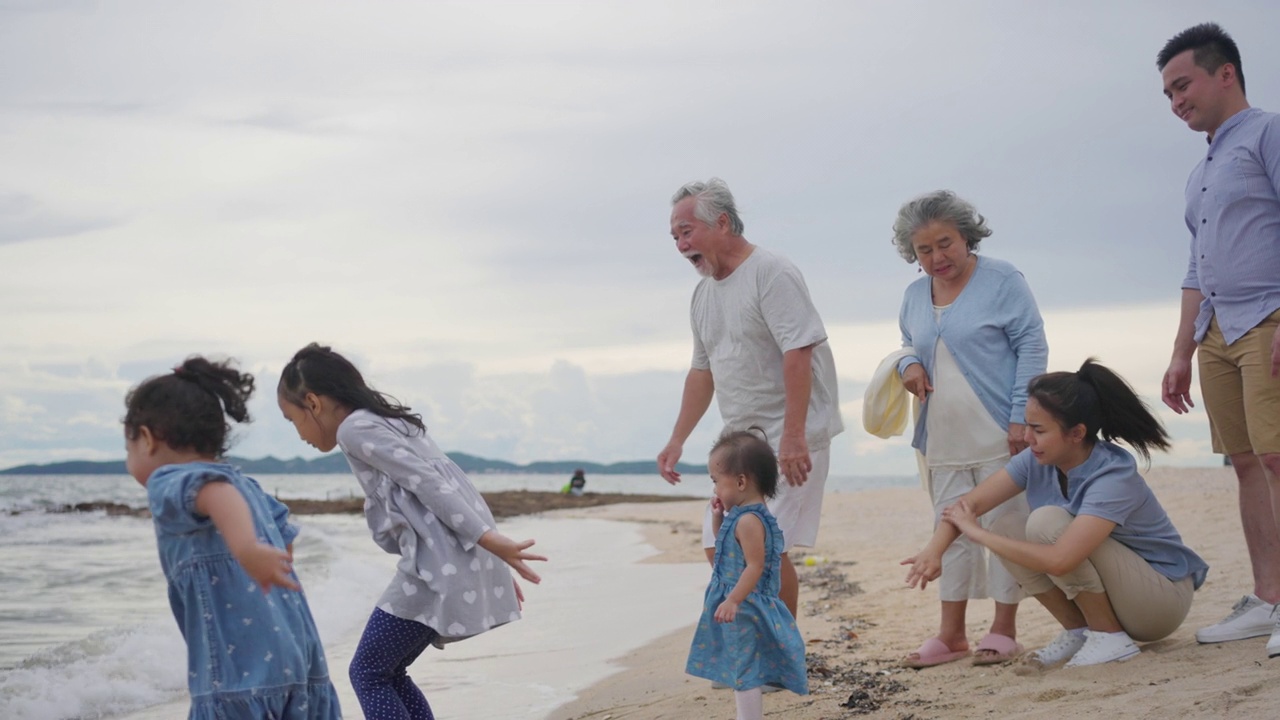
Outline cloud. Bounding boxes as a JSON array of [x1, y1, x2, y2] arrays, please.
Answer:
[[1, 2, 1276, 472], [0, 192, 118, 246]]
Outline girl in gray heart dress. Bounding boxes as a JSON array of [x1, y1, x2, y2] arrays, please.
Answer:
[[278, 343, 546, 720]]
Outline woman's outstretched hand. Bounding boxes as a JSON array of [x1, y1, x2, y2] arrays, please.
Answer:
[[901, 549, 942, 590], [479, 531, 547, 584], [941, 499, 980, 536]]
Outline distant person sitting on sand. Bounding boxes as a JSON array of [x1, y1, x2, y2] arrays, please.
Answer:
[[563, 468, 587, 496], [124, 357, 341, 719], [687, 429, 807, 720], [278, 343, 546, 719], [903, 360, 1209, 668]]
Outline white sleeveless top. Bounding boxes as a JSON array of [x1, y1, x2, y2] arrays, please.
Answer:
[[924, 305, 1008, 467]]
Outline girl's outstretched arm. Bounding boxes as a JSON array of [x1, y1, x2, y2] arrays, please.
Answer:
[[714, 513, 765, 623], [478, 531, 546, 584], [195, 482, 299, 593]]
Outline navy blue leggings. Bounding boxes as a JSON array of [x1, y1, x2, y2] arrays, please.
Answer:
[[350, 608, 438, 720]]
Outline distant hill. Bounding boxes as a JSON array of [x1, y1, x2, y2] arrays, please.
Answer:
[[0, 453, 708, 476]]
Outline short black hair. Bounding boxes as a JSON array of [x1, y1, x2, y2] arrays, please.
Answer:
[[1157, 22, 1246, 96]]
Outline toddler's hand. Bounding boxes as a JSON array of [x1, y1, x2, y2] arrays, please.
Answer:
[[713, 599, 739, 623], [479, 531, 547, 584], [237, 542, 300, 593]]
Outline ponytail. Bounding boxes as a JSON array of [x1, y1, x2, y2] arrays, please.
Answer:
[[123, 356, 255, 457], [278, 343, 425, 434], [1027, 358, 1171, 463]]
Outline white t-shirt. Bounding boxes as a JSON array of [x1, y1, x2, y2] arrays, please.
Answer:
[[690, 247, 843, 451], [924, 305, 1008, 467]]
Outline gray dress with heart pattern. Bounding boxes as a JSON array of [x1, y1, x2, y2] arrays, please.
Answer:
[[337, 410, 521, 647]]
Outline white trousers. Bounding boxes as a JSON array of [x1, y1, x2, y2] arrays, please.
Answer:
[[930, 457, 1027, 604]]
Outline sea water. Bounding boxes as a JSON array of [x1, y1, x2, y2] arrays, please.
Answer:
[[0, 472, 911, 719]]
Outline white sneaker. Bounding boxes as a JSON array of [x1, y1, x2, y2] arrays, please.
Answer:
[[1026, 628, 1087, 668], [1196, 595, 1278, 643], [1267, 617, 1280, 659], [1064, 630, 1140, 668]]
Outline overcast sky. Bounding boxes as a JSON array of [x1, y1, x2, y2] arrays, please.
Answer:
[[2, 1, 1277, 476]]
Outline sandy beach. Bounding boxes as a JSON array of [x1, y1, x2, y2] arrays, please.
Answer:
[[543, 467, 1280, 720]]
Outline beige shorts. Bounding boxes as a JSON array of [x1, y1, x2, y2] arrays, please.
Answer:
[[701, 446, 831, 553], [1198, 309, 1280, 456]]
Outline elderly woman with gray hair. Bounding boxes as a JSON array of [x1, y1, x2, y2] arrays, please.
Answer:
[[893, 190, 1048, 668]]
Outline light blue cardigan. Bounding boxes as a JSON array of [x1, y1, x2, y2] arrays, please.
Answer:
[[896, 255, 1048, 456]]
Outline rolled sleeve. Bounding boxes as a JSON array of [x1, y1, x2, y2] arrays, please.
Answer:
[[760, 266, 827, 352]]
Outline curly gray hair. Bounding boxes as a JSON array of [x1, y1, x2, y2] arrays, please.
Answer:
[[891, 190, 991, 263], [671, 177, 745, 236]]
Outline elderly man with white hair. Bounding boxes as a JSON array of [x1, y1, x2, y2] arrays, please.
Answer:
[[657, 177, 843, 622]]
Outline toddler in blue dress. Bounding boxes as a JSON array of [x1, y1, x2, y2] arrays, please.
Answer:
[[687, 429, 807, 720], [124, 357, 340, 719]]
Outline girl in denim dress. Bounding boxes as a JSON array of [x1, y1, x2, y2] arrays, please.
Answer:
[[687, 429, 807, 720], [278, 343, 546, 720], [124, 357, 340, 720]]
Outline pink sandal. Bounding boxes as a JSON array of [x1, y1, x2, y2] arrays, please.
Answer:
[[902, 637, 970, 668], [972, 632, 1024, 666]]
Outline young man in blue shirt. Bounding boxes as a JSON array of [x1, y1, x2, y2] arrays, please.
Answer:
[[1158, 22, 1280, 658]]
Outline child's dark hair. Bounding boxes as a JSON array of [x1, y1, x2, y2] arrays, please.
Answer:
[[710, 427, 779, 498], [278, 343, 425, 434], [123, 356, 254, 457], [1027, 358, 1171, 464]]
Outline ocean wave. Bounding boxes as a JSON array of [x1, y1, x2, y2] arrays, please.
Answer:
[[0, 622, 186, 720]]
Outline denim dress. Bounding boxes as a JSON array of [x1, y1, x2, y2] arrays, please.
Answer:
[[686, 504, 808, 694], [148, 462, 341, 720]]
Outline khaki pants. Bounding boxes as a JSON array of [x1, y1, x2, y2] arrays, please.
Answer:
[[1199, 309, 1280, 455], [999, 506, 1194, 642]]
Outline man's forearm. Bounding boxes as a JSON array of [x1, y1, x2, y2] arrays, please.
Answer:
[[781, 346, 814, 438], [670, 368, 715, 443], [1172, 288, 1204, 361]]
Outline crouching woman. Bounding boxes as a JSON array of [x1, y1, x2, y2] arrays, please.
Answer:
[[903, 359, 1208, 668]]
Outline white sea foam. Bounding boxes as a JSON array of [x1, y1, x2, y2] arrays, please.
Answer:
[[0, 620, 187, 720]]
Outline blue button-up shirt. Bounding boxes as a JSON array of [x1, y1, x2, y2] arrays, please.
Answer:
[[1182, 107, 1280, 345]]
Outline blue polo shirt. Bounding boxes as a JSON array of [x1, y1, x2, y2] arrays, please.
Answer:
[[1006, 442, 1208, 588]]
